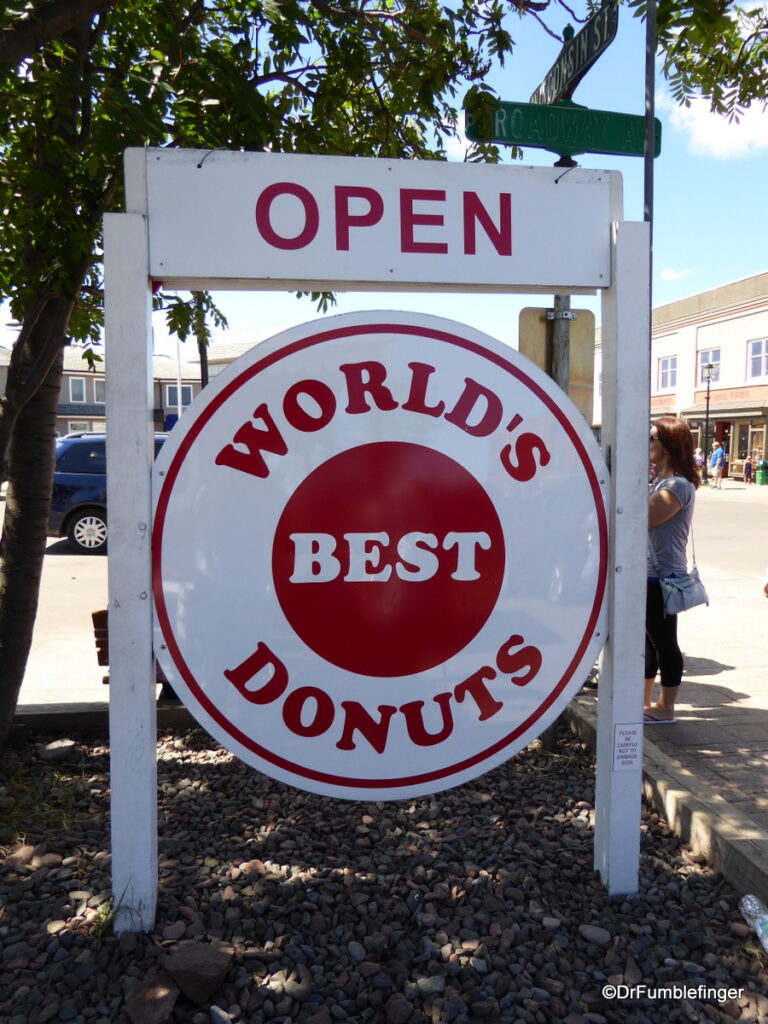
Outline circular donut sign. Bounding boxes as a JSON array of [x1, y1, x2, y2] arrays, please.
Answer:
[[153, 311, 608, 800]]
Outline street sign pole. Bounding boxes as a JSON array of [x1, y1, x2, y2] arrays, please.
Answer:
[[551, 295, 574, 395]]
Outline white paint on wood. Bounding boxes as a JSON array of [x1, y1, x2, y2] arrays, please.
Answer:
[[594, 218, 650, 893], [127, 148, 615, 293], [104, 212, 157, 932]]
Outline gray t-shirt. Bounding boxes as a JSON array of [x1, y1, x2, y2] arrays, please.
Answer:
[[648, 475, 696, 578]]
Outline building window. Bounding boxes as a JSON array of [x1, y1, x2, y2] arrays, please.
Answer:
[[698, 349, 720, 384], [94, 379, 105, 404], [658, 356, 677, 391], [748, 338, 768, 380], [70, 377, 86, 403], [67, 420, 90, 435], [166, 384, 193, 409]]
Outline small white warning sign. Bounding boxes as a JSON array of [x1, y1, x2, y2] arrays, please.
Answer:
[[613, 724, 642, 772]]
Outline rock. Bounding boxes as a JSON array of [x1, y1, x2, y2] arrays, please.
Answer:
[[162, 920, 187, 941], [623, 954, 642, 985], [30, 852, 63, 869], [160, 940, 234, 1004], [416, 975, 445, 996], [385, 992, 414, 1023], [4, 844, 36, 869], [578, 924, 612, 946], [0, 725, 763, 1024], [284, 963, 312, 1001], [306, 1012, 333, 1024], [125, 971, 179, 1024], [347, 940, 366, 963], [37, 739, 77, 763]]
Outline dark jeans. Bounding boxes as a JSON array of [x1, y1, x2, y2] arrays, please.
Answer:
[[645, 580, 683, 687]]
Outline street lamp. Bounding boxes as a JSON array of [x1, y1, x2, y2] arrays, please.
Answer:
[[702, 362, 714, 484]]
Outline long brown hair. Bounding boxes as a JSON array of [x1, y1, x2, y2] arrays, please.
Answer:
[[653, 416, 700, 489]]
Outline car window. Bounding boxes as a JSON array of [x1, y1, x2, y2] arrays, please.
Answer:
[[56, 441, 107, 474]]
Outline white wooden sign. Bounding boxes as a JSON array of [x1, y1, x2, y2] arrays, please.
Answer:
[[152, 312, 608, 800], [125, 149, 615, 292], [105, 147, 649, 930]]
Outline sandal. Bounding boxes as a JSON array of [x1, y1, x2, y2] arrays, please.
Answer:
[[643, 711, 676, 725]]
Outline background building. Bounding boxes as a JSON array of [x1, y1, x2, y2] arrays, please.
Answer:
[[57, 347, 201, 436], [650, 272, 768, 478]]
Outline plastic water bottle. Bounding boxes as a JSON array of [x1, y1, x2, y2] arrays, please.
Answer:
[[738, 894, 768, 953]]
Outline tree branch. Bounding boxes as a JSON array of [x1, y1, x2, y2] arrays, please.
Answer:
[[0, 0, 115, 67]]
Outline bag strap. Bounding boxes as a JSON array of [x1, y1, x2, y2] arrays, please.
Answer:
[[689, 525, 698, 569]]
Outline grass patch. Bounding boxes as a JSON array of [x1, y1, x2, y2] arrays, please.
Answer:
[[0, 741, 108, 853]]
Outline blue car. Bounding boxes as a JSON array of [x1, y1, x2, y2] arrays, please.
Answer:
[[48, 433, 166, 554]]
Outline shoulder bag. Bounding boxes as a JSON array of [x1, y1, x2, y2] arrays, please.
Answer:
[[648, 530, 709, 616]]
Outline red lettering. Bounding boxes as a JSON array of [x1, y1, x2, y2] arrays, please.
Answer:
[[496, 634, 542, 687], [283, 379, 336, 433], [335, 185, 384, 250], [215, 404, 288, 478], [463, 192, 512, 256], [401, 362, 445, 418], [224, 642, 289, 704], [282, 686, 335, 737], [336, 701, 397, 753], [454, 666, 503, 720], [500, 430, 551, 482], [400, 188, 448, 254], [339, 361, 399, 414], [400, 693, 454, 746], [255, 182, 319, 250], [444, 377, 503, 437]]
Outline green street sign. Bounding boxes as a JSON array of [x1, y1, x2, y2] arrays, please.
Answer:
[[465, 101, 661, 159], [530, 0, 619, 106]]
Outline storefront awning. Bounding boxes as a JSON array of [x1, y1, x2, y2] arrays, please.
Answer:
[[681, 402, 768, 419]]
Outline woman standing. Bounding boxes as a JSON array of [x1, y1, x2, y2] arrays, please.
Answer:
[[645, 416, 699, 724]]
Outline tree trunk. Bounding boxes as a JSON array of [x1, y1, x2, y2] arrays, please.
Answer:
[[0, 302, 68, 750]]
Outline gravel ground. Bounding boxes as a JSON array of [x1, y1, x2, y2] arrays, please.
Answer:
[[1, 724, 767, 1024]]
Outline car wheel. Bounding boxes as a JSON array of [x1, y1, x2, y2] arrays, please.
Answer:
[[67, 509, 107, 554]]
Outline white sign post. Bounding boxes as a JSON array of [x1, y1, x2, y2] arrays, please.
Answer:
[[104, 148, 648, 930]]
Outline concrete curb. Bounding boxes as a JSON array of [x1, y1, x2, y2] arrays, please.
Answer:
[[11, 702, 196, 739], [565, 694, 768, 905]]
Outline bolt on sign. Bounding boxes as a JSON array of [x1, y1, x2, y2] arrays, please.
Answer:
[[153, 311, 608, 800]]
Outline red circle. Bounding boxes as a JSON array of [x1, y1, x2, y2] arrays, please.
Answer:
[[272, 442, 504, 676]]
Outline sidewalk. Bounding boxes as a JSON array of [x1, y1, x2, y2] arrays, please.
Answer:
[[570, 476, 768, 903], [15, 476, 768, 903]]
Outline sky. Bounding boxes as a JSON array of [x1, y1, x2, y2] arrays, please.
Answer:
[[4, 4, 768, 358]]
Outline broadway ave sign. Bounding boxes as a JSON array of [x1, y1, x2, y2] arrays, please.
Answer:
[[465, 100, 661, 159]]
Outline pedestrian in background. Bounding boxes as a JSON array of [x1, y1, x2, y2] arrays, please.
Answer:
[[709, 439, 725, 488], [645, 417, 700, 724], [743, 452, 753, 485]]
